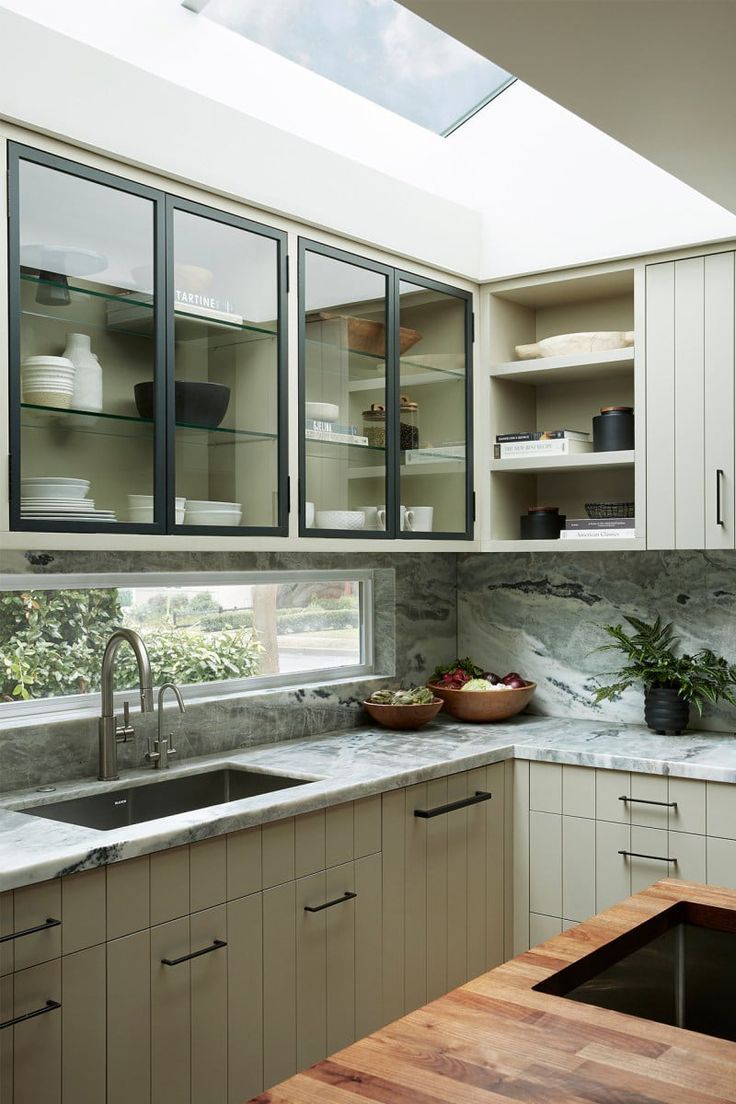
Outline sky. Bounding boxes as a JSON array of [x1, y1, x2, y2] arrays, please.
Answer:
[[203, 0, 513, 134]]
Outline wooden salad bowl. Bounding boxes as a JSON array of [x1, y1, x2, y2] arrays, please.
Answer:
[[427, 681, 536, 722], [363, 697, 444, 730]]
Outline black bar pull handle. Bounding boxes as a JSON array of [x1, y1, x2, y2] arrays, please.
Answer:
[[716, 468, 725, 526], [161, 939, 227, 966], [0, 999, 61, 1031], [305, 891, 357, 913], [414, 791, 492, 820], [618, 850, 677, 864], [0, 917, 61, 944], [618, 796, 677, 809]]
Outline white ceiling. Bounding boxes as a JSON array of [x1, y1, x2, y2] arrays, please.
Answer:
[[402, 0, 736, 216]]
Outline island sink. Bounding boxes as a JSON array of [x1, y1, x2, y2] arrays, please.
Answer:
[[535, 900, 736, 1043], [24, 768, 309, 831]]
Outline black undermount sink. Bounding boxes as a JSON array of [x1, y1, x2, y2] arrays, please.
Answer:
[[534, 900, 736, 1043], [23, 768, 309, 831]]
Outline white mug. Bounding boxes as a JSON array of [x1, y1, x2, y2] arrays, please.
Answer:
[[358, 506, 379, 530], [305, 501, 315, 527], [377, 505, 408, 531], [406, 506, 434, 532]]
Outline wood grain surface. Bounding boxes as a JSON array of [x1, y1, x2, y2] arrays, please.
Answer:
[[250, 880, 736, 1104]]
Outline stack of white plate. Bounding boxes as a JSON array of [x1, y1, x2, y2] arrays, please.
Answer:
[[21, 356, 76, 409], [20, 477, 117, 523], [184, 499, 242, 526], [128, 495, 185, 524]]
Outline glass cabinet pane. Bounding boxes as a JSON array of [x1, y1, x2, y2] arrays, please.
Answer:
[[171, 205, 282, 530], [13, 153, 160, 528], [302, 249, 390, 535], [398, 278, 470, 536]]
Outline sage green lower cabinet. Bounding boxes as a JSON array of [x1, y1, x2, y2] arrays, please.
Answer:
[[226, 893, 263, 1104], [107, 930, 151, 1104], [10, 959, 61, 1104], [62, 945, 106, 1104]]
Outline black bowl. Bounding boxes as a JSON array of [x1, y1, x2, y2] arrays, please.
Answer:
[[134, 381, 231, 429]]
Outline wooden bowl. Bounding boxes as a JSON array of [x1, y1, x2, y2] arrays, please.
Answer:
[[427, 682, 536, 722], [363, 698, 443, 730], [317, 313, 422, 357]]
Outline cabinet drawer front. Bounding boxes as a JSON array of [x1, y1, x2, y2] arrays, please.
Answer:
[[529, 811, 562, 917], [190, 905, 228, 1104], [628, 775, 670, 829], [707, 836, 736, 890], [151, 917, 191, 1104], [227, 826, 262, 901], [670, 831, 706, 883], [596, 769, 630, 823], [227, 893, 263, 1104], [562, 816, 596, 923], [107, 930, 151, 1104], [107, 855, 150, 939], [669, 777, 706, 835], [62, 945, 106, 1104], [150, 846, 190, 927], [12, 880, 62, 971], [262, 818, 296, 889], [11, 959, 62, 1104], [61, 868, 106, 956], [595, 821, 630, 913], [529, 762, 562, 813], [353, 795, 381, 858], [0, 892, 14, 978], [628, 826, 671, 893], [707, 781, 736, 840], [190, 836, 227, 913], [562, 766, 595, 819]]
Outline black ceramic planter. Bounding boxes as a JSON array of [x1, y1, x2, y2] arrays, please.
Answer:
[[644, 686, 690, 735]]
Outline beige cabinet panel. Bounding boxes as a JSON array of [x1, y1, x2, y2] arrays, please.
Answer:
[[485, 762, 506, 970], [562, 816, 596, 923], [704, 252, 736, 546], [446, 772, 469, 992], [381, 787, 406, 1024], [629, 774, 670, 829], [294, 810, 326, 879], [562, 766, 595, 819], [596, 769, 630, 823], [645, 261, 677, 548], [354, 853, 382, 1040], [326, 804, 354, 868], [354, 795, 382, 858], [0, 974, 12, 1102], [12, 959, 61, 1104], [425, 776, 449, 1002], [226, 827, 262, 901], [190, 905, 228, 1104], [295, 871, 327, 1071], [150, 845, 190, 927], [13, 880, 61, 970], [529, 811, 562, 918], [150, 916, 190, 1104], [0, 893, 12, 978], [512, 761, 530, 955], [262, 881, 296, 1089], [707, 781, 736, 840], [707, 836, 736, 890], [403, 782, 428, 1012], [61, 868, 106, 955], [262, 819, 295, 890], [325, 863, 356, 1055], [226, 893, 263, 1104], [529, 762, 562, 814], [595, 820, 630, 912], [629, 827, 670, 894], [61, 945, 106, 1104], [669, 778, 706, 836], [529, 913, 562, 945], [107, 930, 151, 1104], [674, 256, 706, 549], [190, 836, 227, 914], [670, 831, 706, 884], [107, 856, 150, 940], [466, 766, 489, 982]]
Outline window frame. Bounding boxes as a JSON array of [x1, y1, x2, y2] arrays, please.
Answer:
[[0, 569, 375, 724]]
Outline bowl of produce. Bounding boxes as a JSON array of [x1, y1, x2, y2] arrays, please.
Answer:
[[428, 658, 535, 722], [363, 687, 444, 730]]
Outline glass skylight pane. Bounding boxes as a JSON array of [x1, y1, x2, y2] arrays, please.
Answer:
[[200, 0, 514, 135]]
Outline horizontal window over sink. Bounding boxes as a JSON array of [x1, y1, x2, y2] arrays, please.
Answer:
[[0, 569, 374, 720]]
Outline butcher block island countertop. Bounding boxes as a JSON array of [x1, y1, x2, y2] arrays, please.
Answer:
[[254, 879, 736, 1104]]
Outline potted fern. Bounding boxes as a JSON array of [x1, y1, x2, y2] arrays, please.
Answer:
[[593, 615, 736, 734]]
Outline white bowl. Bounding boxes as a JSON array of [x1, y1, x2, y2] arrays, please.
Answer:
[[305, 402, 339, 423], [315, 510, 365, 530], [21, 477, 90, 500], [127, 495, 185, 508], [185, 499, 241, 510], [185, 512, 242, 527]]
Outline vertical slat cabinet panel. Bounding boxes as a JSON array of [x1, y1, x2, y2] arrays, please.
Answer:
[[529, 811, 562, 919], [150, 845, 190, 927], [628, 774, 670, 829], [562, 766, 596, 820], [629, 827, 670, 894], [596, 821, 630, 912], [529, 762, 562, 813], [403, 783, 428, 1012], [12, 959, 61, 1104], [262, 881, 296, 1089], [704, 251, 735, 547], [107, 930, 151, 1104], [354, 852, 382, 1040], [0, 893, 13, 978], [485, 762, 505, 970], [12, 880, 61, 970], [646, 261, 676, 548], [190, 906, 228, 1104], [262, 819, 296, 890], [107, 856, 150, 940], [61, 867, 106, 955], [707, 781, 736, 840], [226, 892, 263, 1104], [674, 256, 706, 548], [150, 917, 191, 1104], [562, 816, 596, 923], [466, 767, 488, 983], [381, 788, 406, 1022], [226, 827, 262, 901], [353, 795, 382, 858], [295, 871, 327, 1071], [670, 831, 706, 883], [190, 837, 227, 914], [669, 777, 706, 836], [512, 761, 530, 954], [446, 773, 469, 991], [325, 804, 354, 869], [61, 944, 106, 1104], [0, 974, 12, 1103], [529, 914, 563, 945], [707, 837, 736, 890], [596, 769, 630, 824], [325, 863, 356, 1055], [294, 811, 326, 879], [425, 776, 448, 1002]]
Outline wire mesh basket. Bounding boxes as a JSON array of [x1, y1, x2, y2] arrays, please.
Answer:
[[585, 501, 635, 519]]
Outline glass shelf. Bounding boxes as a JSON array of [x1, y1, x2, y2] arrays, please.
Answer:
[[21, 272, 155, 309], [20, 306, 152, 342], [304, 434, 386, 456], [304, 339, 464, 389], [21, 403, 276, 443]]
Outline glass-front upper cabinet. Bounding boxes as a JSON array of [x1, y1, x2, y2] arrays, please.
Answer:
[[8, 145, 287, 534], [168, 199, 286, 532], [9, 144, 165, 531], [299, 240, 473, 539]]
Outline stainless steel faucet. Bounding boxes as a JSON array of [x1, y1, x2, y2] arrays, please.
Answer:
[[98, 628, 154, 781], [146, 683, 185, 770]]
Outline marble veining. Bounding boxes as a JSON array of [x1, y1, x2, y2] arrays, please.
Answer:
[[2, 712, 736, 892]]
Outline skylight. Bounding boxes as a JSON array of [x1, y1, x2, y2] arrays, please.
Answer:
[[195, 0, 514, 135]]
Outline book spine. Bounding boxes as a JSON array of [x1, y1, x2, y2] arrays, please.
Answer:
[[305, 430, 368, 446], [304, 420, 358, 435], [494, 440, 593, 458], [495, 430, 590, 443], [560, 529, 636, 540], [566, 518, 635, 530]]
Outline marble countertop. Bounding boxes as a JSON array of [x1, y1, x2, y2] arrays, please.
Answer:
[[2, 713, 736, 892]]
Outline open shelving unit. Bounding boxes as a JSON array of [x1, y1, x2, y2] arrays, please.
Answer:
[[484, 265, 645, 551]]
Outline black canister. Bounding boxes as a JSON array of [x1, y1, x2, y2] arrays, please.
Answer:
[[593, 406, 635, 452], [520, 505, 565, 540]]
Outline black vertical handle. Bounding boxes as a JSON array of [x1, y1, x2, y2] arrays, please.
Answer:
[[716, 468, 725, 526]]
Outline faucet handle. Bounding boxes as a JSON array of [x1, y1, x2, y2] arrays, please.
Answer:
[[116, 700, 135, 743]]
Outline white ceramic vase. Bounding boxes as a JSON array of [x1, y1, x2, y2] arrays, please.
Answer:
[[64, 333, 103, 411]]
